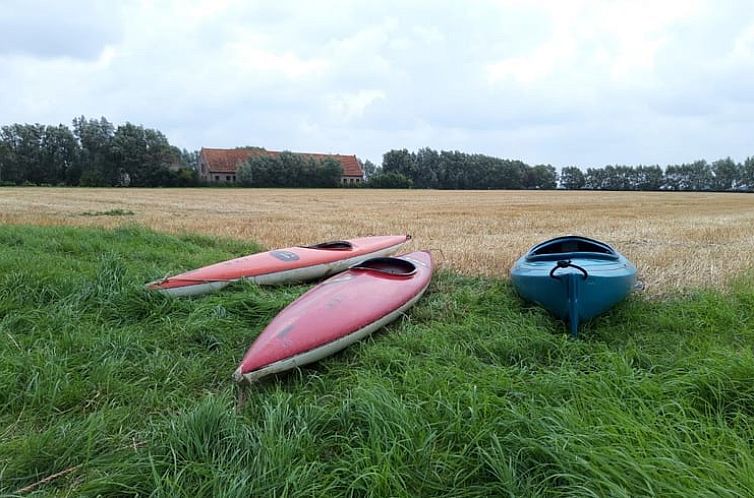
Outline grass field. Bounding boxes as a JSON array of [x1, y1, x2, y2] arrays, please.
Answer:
[[3, 187, 754, 294], [2, 224, 754, 496]]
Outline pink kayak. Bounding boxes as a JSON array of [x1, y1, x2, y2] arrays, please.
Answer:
[[234, 251, 433, 383], [146, 235, 410, 297]]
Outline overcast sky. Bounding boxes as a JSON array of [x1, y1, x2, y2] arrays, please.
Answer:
[[1, 0, 753, 167]]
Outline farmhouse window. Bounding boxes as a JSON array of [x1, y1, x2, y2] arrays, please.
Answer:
[[215, 175, 219, 181], [226, 175, 232, 181]]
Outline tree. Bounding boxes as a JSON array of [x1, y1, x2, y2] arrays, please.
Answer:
[[0, 124, 31, 184], [0, 138, 9, 183], [436, 150, 470, 189], [73, 116, 115, 186], [238, 153, 342, 188], [613, 166, 638, 190], [0, 123, 79, 185], [180, 149, 199, 171], [414, 147, 440, 188], [110, 123, 144, 186], [366, 172, 413, 188], [237, 161, 253, 186], [0, 126, 21, 183], [496, 159, 527, 189], [595, 165, 637, 190], [316, 158, 343, 187], [15, 124, 45, 184], [175, 167, 199, 186], [362, 159, 379, 179], [687, 160, 714, 191], [436, 150, 466, 189], [663, 161, 713, 191], [110, 123, 180, 186], [711, 157, 739, 191], [584, 167, 605, 189], [560, 166, 585, 189], [525, 164, 558, 189], [382, 149, 417, 182], [635, 165, 664, 190], [0, 116, 193, 187], [41, 124, 78, 185], [242, 155, 279, 187], [578, 165, 666, 191], [741, 156, 754, 191]]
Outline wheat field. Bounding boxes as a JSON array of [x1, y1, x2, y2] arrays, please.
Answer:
[[2, 187, 754, 294]]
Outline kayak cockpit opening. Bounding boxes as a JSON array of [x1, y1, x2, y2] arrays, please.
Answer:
[[526, 236, 619, 262], [350, 257, 417, 277], [303, 240, 353, 250]]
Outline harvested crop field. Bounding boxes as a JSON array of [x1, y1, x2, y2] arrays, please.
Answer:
[[2, 187, 754, 294]]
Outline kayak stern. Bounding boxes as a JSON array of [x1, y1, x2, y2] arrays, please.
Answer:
[[511, 236, 637, 337]]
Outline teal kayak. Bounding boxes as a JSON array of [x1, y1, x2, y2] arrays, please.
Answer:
[[510, 236, 637, 337]]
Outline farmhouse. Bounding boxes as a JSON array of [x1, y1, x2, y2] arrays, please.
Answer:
[[198, 147, 364, 185]]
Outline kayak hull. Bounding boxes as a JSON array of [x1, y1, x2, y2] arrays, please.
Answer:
[[234, 251, 433, 383], [146, 235, 410, 297], [510, 236, 636, 336]]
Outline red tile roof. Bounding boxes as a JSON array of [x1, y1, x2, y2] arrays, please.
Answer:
[[200, 148, 363, 177]]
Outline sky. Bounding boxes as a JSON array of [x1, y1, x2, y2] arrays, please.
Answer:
[[1, 0, 753, 168]]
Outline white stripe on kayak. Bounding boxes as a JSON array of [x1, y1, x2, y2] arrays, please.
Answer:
[[233, 281, 430, 384], [155, 243, 405, 297]]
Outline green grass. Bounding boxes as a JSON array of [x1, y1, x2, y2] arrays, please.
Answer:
[[1, 225, 753, 497]]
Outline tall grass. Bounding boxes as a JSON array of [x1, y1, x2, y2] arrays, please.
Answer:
[[1, 224, 753, 496]]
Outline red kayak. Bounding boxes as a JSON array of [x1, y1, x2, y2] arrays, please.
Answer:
[[234, 251, 433, 384], [146, 235, 410, 297]]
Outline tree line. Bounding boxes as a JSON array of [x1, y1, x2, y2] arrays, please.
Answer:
[[368, 148, 754, 191], [237, 152, 343, 187], [366, 148, 558, 189], [2, 117, 753, 191], [0, 117, 198, 187], [560, 158, 754, 191]]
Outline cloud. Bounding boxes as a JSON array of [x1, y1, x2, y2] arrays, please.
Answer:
[[0, 0, 753, 167], [0, 0, 123, 60], [326, 90, 387, 122]]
